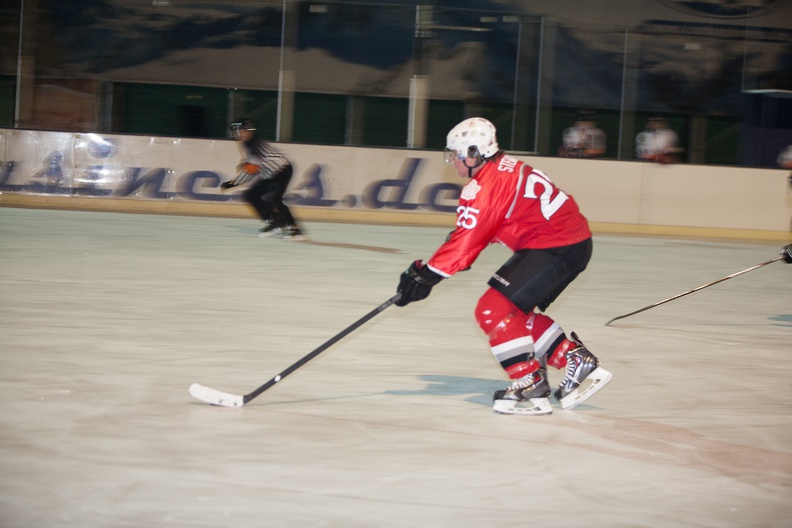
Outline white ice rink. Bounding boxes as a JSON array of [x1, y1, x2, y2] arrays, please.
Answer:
[[1, 206, 790, 527]]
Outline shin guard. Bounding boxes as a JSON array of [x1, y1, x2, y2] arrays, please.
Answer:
[[476, 288, 537, 379]]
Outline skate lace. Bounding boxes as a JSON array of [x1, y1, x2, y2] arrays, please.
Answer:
[[509, 374, 536, 391], [560, 351, 581, 385], [509, 374, 541, 391]]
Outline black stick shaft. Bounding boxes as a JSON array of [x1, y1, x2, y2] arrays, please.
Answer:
[[242, 294, 401, 404], [605, 256, 782, 326]]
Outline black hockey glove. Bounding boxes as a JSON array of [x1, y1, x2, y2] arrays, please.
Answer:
[[781, 243, 792, 264], [395, 260, 443, 307]]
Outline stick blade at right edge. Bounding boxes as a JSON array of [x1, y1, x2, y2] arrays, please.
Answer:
[[189, 383, 245, 407]]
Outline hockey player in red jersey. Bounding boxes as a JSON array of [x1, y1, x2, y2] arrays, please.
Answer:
[[395, 117, 612, 415]]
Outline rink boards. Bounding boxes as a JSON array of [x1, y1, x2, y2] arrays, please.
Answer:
[[0, 128, 789, 240]]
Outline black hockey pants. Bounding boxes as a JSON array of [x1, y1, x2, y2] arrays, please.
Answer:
[[242, 163, 296, 226], [487, 238, 593, 314]]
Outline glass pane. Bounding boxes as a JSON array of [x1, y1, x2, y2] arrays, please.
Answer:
[[3, 0, 791, 167]]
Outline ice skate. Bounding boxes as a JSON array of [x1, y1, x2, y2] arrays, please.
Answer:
[[554, 332, 612, 410], [281, 225, 307, 241], [258, 218, 276, 234], [258, 221, 286, 238], [492, 368, 553, 416]]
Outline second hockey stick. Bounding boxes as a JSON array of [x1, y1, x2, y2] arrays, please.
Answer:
[[605, 255, 783, 326], [189, 294, 400, 407]]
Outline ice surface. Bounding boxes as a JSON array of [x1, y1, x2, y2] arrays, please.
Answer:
[[1, 207, 790, 527]]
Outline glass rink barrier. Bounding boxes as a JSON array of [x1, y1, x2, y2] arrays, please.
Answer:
[[3, 1, 792, 167]]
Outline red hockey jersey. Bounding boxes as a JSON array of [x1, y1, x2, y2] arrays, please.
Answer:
[[427, 155, 591, 277]]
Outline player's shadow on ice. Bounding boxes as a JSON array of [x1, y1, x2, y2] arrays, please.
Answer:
[[769, 314, 792, 327], [384, 375, 505, 407]]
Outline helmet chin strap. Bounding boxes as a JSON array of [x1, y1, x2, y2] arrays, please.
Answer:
[[465, 156, 485, 178]]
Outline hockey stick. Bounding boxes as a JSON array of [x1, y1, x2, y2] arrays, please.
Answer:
[[605, 255, 783, 326], [189, 294, 401, 407]]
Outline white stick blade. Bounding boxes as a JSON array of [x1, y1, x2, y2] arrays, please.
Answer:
[[189, 383, 245, 407]]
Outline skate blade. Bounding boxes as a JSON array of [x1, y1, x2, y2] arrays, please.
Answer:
[[493, 397, 553, 416], [559, 367, 612, 410]]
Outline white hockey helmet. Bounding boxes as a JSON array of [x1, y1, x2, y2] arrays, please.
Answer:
[[444, 117, 499, 163], [229, 118, 256, 139]]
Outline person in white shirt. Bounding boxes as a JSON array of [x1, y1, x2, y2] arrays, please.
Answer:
[[635, 118, 680, 164], [558, 116, 606, 159]]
